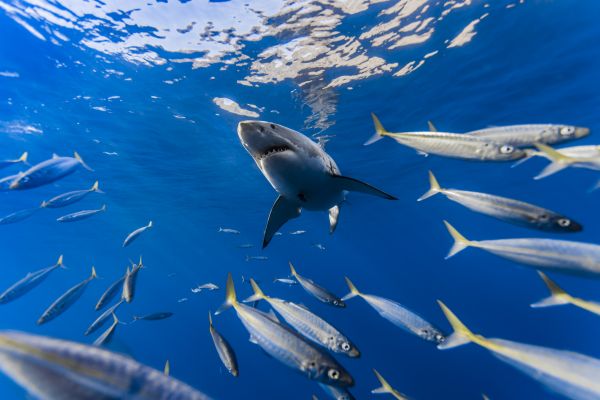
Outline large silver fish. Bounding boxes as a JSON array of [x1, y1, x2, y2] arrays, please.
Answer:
[[444, 221, 600, 277], [0, 255, 65, 304], [208, 312, 238, 377], [464, 124, 589, 147], [9, 152, 92, 190], [56, 205, 106, 223], [244, 279, 359, 357], [438, 301, 600, 400], [365, 114, 525, 161], [37, 267, 97, 325], [342, 277, 445, 344], [41, 181, 103, 208], [216, 273, 353, 388], [290, 262, 345, 308], [0, 330, 213, 399], [123, 258, 143, 303], [419, 171, 581, 232]]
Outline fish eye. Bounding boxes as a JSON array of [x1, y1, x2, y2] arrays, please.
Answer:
[[560, 126, 575, 136], [500, 145, 514, 154], [558, 218, 571, 227], [539, 214, 549, 221], [270, 124, 276, 130], [328, 369, 340, 380], [341, 342, 350, 351], [333, 300, 339, 305]]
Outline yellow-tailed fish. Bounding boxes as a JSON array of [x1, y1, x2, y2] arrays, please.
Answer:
[[444, 221, 600, 277], [122, 221, 153, 247], [371, 369, 409, 400], [208, 311, 238, 377], [438, 300, 600, 400], [85, 299, 124, 336], [215, 273, 353, 387], [93, 313, 121, 346], [0, 255, 65, 304], [419, 171, 581, 232], [41, 181, 103, 208], [123, 257, 143, 303], [10, 152, 92, 190], [342, 277, 445, 344], [56, 204, 107, 222], [244, 279, 359, 357], [532, 143, 600, 180], [290, 262, 345, 308], [95, 272, 126, 311], [466, 124, 589, 147], [513, 144, 600, 169], [531, 271, 600, 316], [0, 151, 28, 169], [37, 267, 97, 325], [365, 114, 524, 161], [0, 330, 213, 399]]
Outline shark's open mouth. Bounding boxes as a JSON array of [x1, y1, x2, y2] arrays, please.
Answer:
[[259, 145, 291, 160]]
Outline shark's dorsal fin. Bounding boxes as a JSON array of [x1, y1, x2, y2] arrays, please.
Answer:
[[328, 205, 340, 234], [331, 175, 397, 200], [263, 196, 301, 248]]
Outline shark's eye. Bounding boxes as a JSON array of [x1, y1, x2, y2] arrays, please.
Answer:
[[259, 126, 265, 133], [270, 124, 276, 130]]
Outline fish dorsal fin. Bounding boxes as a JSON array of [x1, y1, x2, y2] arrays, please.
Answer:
[[427, 120, 438, 132], [328, 205, 340, 234], [262, 196, 301, 248], [163, 360, 170, 376], [331, 175, 397, 200], [52, 153, 60, 159]]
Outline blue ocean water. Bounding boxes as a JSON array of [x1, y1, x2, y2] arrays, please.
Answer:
[[0, 0, 599, 399]]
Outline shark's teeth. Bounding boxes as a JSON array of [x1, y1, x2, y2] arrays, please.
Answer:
[[260, 145, 290, 160]]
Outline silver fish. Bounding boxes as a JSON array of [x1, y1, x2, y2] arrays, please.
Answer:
[[290, 230, 306, 235], [273, 278, 298, 286], [515, 144, 600, 168], [0, 255, 65, 304], [444, 221, 600, 277], [244, 279, 359, 357], [0, 207, 39, 225], [419, 171, 582, 232], [365, 114, 525, 161], [123, 258, 143, 303], [95, 274, 126, 310], [41, 181, 103, 208], [216, 273, 353, 387], [0, 330, 213, 399], [56, 204, 106, 222], [133, 312, 173, 321], [246, 255, 268, 262], [439, 301, 600, 400], [0, 173, 21, 191], [85, 299, 124, 336], [10, 152, 92, 190], [37, 267, 97, 325], [208, 312, 238, 377], [93, 313, 120, 346], [371, 369, 409, 400], [290, 262, 345, 308], [319, 383, 356, 400], [218, 227, 240, 234], [0, 152, 27, 169], [465, 124, 589, 147], [342, 277, 445, 344], [191, 283, 219, 293], [122, 221, 153, 247]]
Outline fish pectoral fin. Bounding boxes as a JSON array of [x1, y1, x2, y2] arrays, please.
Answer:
[[263, 196, 301, 248], [331, 175, 397, 200], [248, 334, 259, 345], [328, 205, 340, 234], [535, 162, 569, 180]]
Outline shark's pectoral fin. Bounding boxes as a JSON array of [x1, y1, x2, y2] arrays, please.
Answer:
[[329, 205, 340, 234], [263, 196, 301, 248], [331, 175, 397, 200]]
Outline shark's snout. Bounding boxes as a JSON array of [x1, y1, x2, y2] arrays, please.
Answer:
[[237, 121, 292, 160]]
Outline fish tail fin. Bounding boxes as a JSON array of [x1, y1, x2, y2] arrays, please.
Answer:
[[289, 261, 298, 277], [18, 151, 28, 164], [533, 143, 574, 180], [243, 278, 266, 303], [218, 227, 223, 232], [418, 170, 443, 201], [364, 113, 389, 145], [74, 151, 94, 171], [341, 276, 361, 301], [91, 266, 98, 279], [215, 273, 237, 315], [40, 201, 48, 208], [530, 271, 570, 308], [437, 300, 476, 350], [147, 220, 153, 228], [427, 120, 437, 132], [91, 181, 104, 193], [164, 360, 170, 376], [101, 204, 107, 212], [57, 255, 67, 269], [208, 311, 213, 327], [371, 369, 406, 399], [443, 220, 472, 259]]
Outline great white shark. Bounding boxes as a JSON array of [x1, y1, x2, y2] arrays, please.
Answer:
[[237, 121, 397, 248]]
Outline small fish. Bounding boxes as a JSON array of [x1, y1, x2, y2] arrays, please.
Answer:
[[216, 273, 353, 387], [0, 207, 39, 225], [313, 243, 326, 251], [531, 271, 600, 316], [177, 297, 188, 303], [37, 267, 97, 325], [41, 181, 103, 208], [290, 230, 306, 235], [122, 258, 143, 303], [444, 221, 600, 277], [238, 243, 254, 248], [93, 313, 121, 346], [244, 279, 360, 357], [122, 221, 153, 247], [342, 277, 445, 344], [438, 301, 600, 400], [319, 383, 356, 400], [102, 151, 119, 156], [0, 330, 214, 399], [95, 274, 126, 310], [218, 227, 240, 234], [133, 312, 174, 321], [10, 152, 92, 190], [0, 255, 65, 304], [290, 262, 345, 307], [371, 369, 409, 400], [273, 278, 298, 285], [246, 255, 268, 262], [419, 171, 582, 232], [274, 232, 283, 236], [531, 143, 600, 179], [56, 204, 107, 222], [464, 124, 589, 147], [191, 283, 219, 293], [85, 299, 124, 336], [365, 114, 525, 161], [0, 152, 27, 169], [208, 312, 238, 377]]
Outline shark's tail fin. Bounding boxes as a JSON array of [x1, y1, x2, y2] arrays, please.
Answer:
[[418, 170, 443, 201], [437, 300, 477, 350], [364, 113, 389, 145], [530, 271, 571, 308]]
